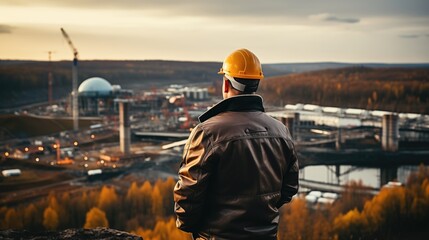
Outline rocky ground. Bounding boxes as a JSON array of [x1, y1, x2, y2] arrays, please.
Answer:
[[0, 228, 143, 240]]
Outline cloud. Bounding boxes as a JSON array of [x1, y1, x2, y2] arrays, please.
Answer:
[[398, 34, 429, 39], [309, 13, 360, 24], [399, 34, 420, 38], [0, 24, 13, 34], [325, 16, 360, 24], [2, 0, 427, 18]]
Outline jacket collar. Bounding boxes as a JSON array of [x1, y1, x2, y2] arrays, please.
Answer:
[[198, 94, 265, 123]]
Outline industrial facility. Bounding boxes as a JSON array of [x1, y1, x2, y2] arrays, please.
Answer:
[[77, 77, 132, 116]]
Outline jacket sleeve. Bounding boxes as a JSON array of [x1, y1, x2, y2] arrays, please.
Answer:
[[173, 125, 213, 233], [277, 140, 299, 208]]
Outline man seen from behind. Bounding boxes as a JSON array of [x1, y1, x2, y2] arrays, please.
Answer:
[[174, 48, 299, 240]]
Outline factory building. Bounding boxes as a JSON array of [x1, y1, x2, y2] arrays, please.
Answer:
[[77, 77, 132, 116], [167, 85, 209, 101]]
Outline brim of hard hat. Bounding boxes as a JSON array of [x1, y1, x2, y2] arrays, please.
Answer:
[[218, 68, 264, 79]]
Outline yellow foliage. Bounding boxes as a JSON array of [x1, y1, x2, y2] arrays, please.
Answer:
[[23, 203, 38, 227], [278, 197, 309, 240], [84, 207, 109, 229], [4, 208, 23, 229], [43, 207, 58, 230], [140, 181, 153, 215], [132, 217, 191, 240], [126, 182, 142, 214], [334, 208, 361, 232], [151, 186, 164, 216], [98, 185, 118, 211], [363, 187, 406, 231]]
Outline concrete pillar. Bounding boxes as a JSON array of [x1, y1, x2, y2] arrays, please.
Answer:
[[119, 100, 131, 155], [282, 116, 294, 138], [336, 128, 342, 151], [282, 113, 299, 140], [382, 114, 399, 152], [293, 112, 300, 141], [380, 167, 398, 187]]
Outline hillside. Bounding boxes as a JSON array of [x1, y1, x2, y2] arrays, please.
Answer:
[[0, 60, 290, 109], [1, 60, 429, 113], [259, 67, 429, 114], [266, 62, 429, 73], [0, 60, 219, 109]]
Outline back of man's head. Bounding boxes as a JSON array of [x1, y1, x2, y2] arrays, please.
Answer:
[[218, 48, 264, 94]]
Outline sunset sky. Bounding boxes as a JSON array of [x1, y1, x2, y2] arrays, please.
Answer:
[[0, 0, 428, 63]]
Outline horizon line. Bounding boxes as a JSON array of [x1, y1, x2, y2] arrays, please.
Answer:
[[1, 58, 429, 65]]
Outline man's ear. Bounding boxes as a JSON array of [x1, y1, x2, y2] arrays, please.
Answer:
[[223, 79, 230, 93]]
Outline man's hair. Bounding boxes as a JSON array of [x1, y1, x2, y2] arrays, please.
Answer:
[[234, 78, 260, 94]]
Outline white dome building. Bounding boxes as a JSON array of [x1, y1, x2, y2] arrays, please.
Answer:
[[78, 77, 113, 97], [78, 77, 115, 116]]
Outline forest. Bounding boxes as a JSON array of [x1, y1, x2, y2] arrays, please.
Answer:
[[1, 165, 428, 240], [259, 67, 429, 114], [0, 60, 220, 109], [3, 60, 429, 114], [0, 60, 292, 109]]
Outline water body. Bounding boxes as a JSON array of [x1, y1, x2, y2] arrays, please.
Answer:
[[300, 165, 419, 188]]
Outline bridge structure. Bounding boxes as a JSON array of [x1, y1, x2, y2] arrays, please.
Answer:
[[299, 178, 380, 195], [134, 131, 189, 140], [135, 108, 429, 192]]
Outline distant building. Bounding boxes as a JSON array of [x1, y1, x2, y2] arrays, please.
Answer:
[[77, 77, 132, 116], [2, 169, 21, 177], [167, 85, 209, 101]]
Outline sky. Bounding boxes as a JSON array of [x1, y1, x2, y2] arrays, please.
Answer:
[[0, 0, 428, 63]]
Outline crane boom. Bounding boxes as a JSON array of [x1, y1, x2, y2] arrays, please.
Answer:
[[60, 28, 78, 59], [60, 27, 79, 131]]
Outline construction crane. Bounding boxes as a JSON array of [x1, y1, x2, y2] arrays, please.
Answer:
[[46, 51, 56, 103], [61, 28, 78, 60], [61, 28, 79, 131]]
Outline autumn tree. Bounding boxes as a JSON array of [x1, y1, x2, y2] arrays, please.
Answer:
[[331, 180, 372, 216], [98, 185, 119, 227], [278, 198, 309, 240], [0, 207, 8, 229], [151, 185, 164, 216], [47, 193, 60, 214], [140, 180, 153, 215], [98, 185, 119, 210], [23, 204, 41, 230], [126, 181, 142, 216], [58, 192, 71, 228], [311, 209, 331, 240], [84, 207, 109, 228], [333, 166, 429, 239], [43, 206, 59, 230], [3, 208, 23, 229], [156, 177, 176, 215], [132, 217, 191, 240], [70, 191, 91, 228]]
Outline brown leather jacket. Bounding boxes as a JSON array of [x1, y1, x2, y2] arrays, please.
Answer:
[[174, 95, 299, 240]]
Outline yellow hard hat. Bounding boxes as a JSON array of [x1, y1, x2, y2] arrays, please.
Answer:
[[218, 48, 264, 80]]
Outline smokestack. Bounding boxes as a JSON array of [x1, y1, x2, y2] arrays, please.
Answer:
[[118, 99, 131, 155]]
